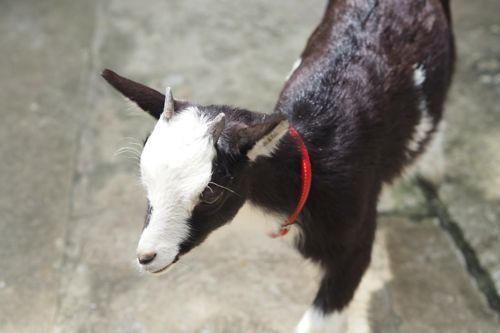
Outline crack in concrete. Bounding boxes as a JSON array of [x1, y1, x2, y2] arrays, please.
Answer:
[[415, 177, 500, 318], [378, 209, 432, 222], [52, 1, 107, 331]]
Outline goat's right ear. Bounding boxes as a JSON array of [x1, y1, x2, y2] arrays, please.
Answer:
[[235, 113, 289, 161], [101, 69, 165, 119]]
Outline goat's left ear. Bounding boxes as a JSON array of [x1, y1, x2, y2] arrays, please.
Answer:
[[101, 69, 189, 119], [102, 69, 165, 119], [237, 113, 289, 161]]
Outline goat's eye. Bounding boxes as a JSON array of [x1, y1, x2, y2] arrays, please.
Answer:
[[199, 186, 223, 205]]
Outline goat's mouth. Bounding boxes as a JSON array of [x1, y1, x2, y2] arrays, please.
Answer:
[[151, 254, 180, 274]]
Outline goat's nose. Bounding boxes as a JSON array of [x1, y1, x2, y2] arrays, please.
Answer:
[[137, 251, 157, 265]]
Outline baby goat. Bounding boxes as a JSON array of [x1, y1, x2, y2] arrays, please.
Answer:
[[103, 0, 454, 331]]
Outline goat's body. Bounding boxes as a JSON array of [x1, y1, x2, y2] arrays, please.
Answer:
[[249, 0, 454, 329], [103, 0, 455, 330]]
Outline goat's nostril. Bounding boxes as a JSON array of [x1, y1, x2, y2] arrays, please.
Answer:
[[137, 251, 157, 265]]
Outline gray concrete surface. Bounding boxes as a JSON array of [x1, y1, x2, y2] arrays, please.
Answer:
[[440, 1, 500, 292], [0, 0, 499, 332]]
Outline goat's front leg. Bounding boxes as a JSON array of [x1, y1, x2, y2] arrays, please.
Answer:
[[295, 246, 373, 333]]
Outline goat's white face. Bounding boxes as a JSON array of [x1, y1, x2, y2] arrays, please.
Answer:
[[138, 107, 216, 273], [102, 69, 289, 274]]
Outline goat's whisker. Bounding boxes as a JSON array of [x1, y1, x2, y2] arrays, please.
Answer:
[[208, 181, 241, 197]]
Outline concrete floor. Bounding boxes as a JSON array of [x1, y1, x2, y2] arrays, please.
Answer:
[[0, 0, 499, 332]]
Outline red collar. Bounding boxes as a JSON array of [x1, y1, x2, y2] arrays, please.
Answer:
[[270, 127, 312, 238]]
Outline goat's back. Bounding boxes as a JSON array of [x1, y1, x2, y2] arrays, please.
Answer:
[[276, 0, 454, 183]]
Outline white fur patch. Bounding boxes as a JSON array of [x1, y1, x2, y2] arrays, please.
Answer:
[[413, 64, 426, 86], [247, 120, 289, 161], [242, 201, 302, 244], [407, 64, 434, 155], [296, 307, 347, 333], [286, 58, 302, 80], [138, 107, 215, 273]]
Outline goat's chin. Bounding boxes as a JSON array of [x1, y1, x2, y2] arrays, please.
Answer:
[[151, 263, 175, 275], [138, 254, 180, 275], [139, 262, 173, 275]]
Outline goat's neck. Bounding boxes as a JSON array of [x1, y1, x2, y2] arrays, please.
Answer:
[[247, 140, 303, 216]]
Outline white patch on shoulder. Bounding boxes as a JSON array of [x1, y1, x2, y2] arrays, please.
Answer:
[[286, 58, 302, 80], [296, 307, 347, 333], [247, 120, 289, 161], [407, 107, 433, 152], [413, 64, 426, 87], [137, 107, 215, 273], [406, 64, 434, 155]]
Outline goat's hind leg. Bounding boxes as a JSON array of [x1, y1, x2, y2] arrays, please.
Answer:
[[295, 247, 372, 333]]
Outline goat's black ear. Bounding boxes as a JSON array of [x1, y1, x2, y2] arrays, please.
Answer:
[[101, 69, 165, 119], [237, 113, 289, 161]]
